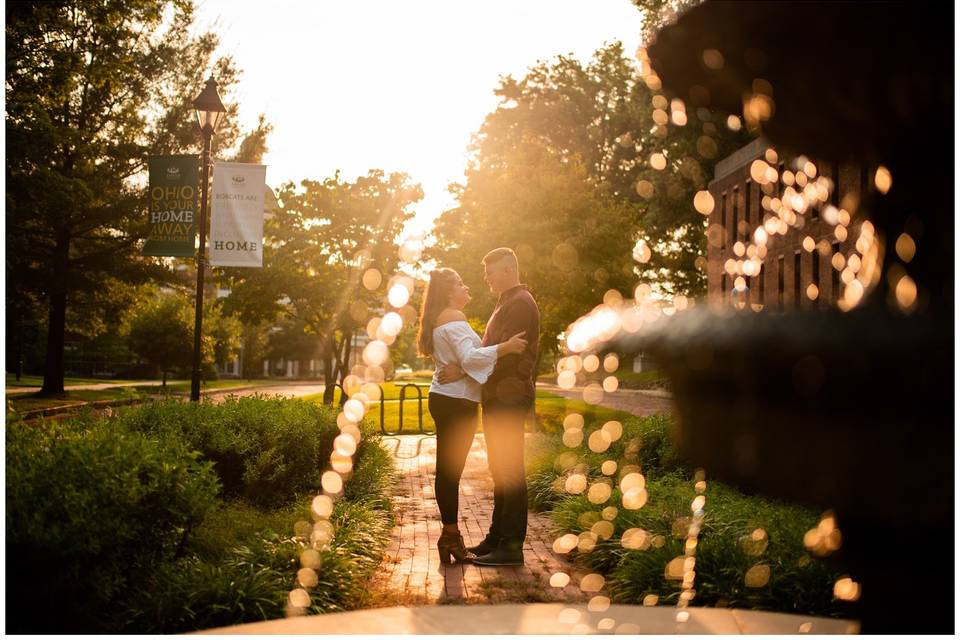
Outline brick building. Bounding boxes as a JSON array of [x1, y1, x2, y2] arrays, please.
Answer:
[[706, 139, 874, 311]]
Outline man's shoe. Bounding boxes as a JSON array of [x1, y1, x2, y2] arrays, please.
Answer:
[[467, 537, 500, 556], [472, 545, 524, 566]]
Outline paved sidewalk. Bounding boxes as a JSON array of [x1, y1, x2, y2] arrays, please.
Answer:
[[370, 433, 588, 605]]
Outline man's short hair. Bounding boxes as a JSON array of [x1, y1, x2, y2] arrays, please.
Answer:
[[482, 247, 518, 271]]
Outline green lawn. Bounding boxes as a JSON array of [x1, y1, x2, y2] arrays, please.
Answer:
[[537, 367, 667, 390], [533, 390, 635, 432], [302, 387, 634, 436], [5, 374, 146, 388], [614, 368, 668, 389], [6, 379, 282, 415]]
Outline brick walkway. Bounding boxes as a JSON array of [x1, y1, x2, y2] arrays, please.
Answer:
[[369, 433, 588, 606]]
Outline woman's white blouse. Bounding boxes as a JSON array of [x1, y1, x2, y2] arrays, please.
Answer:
[[430, 320, 498, 402]]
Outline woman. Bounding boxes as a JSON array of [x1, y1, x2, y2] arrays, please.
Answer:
[[416, 268, 527, 564]]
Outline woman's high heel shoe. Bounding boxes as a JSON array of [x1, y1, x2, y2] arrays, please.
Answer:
[[437, 530, 473, 564]]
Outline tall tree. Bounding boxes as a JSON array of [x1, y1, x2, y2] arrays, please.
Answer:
[[221, 170, 423, 403], [431, 40, 748, 357], [6, 0, 241, 393], [124, 291, 195, 386], [431, 141, 638, 361]]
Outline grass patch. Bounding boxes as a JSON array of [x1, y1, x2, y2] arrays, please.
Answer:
[[526, 411, 846, 618], [612, 368, 668, 390], [533, 391, 635, 433], [5, 379, 286, 415], [6, 386, 153, 413], [305, 388, 631, 437], [537, 368, 668, 390], [5, 374, 146, 387]]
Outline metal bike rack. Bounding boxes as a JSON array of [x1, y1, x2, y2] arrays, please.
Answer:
[[399, 383, 433, 435]]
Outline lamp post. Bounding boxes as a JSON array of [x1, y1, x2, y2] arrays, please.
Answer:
[[190, 77, 227, 402]]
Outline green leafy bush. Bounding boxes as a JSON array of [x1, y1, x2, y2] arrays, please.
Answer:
[[6, 415, 221, 633], [526, 414, 682, 510], [527, 413, 845, 617], [116, 535, 299, 633], [7, 397, 396, 633], [119, 396, 341, 507], [117, 494, 394, 632]]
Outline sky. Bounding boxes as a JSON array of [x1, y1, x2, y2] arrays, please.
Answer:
[[192, 0, 643, 237]]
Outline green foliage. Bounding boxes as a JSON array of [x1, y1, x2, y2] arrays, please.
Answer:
[[220, 170, 423, 405], [5, 413, 221, 633], [527, 412, 845, 617], [6, 393, 397, 633], [430, 40, 751, 354], [124, 290, 196, 381], [205, 299, 244, 366], [119, 396, 342, 507], [5, 0, 247, 393], [114, 471, 395, 632], [630, 0, 703, 42], [527, 413, 682, 510], [117, 552, 292, 634], [344, 436, 396, 505], [533, 392, 636, 434], [603, 477, 843, 616]]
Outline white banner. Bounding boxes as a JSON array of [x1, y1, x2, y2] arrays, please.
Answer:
[[209, 162, 267, 267]]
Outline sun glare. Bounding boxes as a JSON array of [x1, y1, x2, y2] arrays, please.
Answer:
[[194, 0, 642, 243]]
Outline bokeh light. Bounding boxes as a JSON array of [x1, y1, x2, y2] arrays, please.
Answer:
[[362, 268, 382, 290], [550, 572, 571, 588]]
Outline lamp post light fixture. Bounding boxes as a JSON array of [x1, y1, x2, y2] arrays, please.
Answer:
[[190, 76, 227, 402]]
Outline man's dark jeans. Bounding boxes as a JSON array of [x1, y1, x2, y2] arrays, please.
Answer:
[[481, 399, 531, 549]]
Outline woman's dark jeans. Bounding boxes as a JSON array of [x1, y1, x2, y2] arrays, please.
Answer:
[[428, 392, 479, 525]]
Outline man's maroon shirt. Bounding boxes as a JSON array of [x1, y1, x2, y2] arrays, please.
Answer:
[[480, 284, 540, 407]]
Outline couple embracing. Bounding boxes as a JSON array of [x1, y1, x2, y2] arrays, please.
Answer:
[[415, 247, 539, 566]]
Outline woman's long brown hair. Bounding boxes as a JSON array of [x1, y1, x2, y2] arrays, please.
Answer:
[[416, 268, 460, 357]]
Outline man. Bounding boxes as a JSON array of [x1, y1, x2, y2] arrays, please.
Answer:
[[439, 247, 540, 566]]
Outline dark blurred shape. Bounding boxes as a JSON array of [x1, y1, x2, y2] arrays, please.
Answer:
[[621, 0, 953, 633]]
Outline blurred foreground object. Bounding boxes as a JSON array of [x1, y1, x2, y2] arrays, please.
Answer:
[[618, 0, 953, 633]]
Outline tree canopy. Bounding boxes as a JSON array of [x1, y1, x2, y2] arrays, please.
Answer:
[[220, 170, 423, 401], [5, 0, 242, 393], [429, 41, 747, 355]]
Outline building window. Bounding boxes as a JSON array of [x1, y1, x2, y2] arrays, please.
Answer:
[[732, 187, 739, 246], [794, 251, 802, 309], [759, 263, 765, 306], [721, 192, 728, 249], [832, 242, 842, 302], [831, 162, 841, 206], [812, 248, 821, 307], [778, 255, 785, 311]]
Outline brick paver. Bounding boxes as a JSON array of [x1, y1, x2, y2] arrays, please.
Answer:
[[370, 432, 590, 605]]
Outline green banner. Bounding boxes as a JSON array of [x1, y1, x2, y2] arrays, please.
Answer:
[[143, 155, 199, 257]]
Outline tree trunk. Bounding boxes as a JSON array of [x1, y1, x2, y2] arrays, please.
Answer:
[[162, 369, 167, 387], [336, 328, 352, 408], [40, 232, 69, 395], [322, 334, 336, 405]]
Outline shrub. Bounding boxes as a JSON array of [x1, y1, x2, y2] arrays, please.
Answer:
[[119, 396, 341, 507], [5, 415, 220, 633], [604, 477, 844, 616], [7, 397, 397, 633], [116, 494, 395, 632], [527, 412, 845, 617], [113, 418, 395, 633], [116, 541, 296, 633], [526, 414, 683, 510]]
